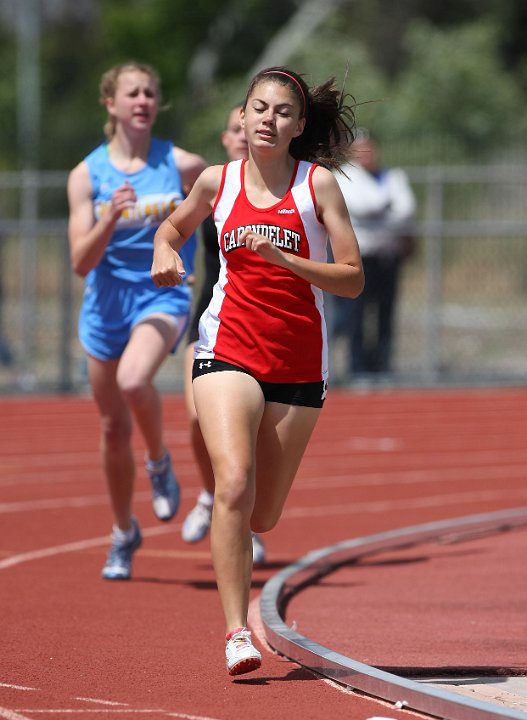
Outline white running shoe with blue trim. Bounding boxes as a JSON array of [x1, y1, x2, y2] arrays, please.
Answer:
[[145, 451, 180, 521], [101, 517, 142, 580]]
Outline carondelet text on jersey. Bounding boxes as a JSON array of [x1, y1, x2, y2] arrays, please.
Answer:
[[223, 224, 301, 254]]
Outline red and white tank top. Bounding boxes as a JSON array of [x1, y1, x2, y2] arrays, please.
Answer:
[[195, 158, 329, 383]]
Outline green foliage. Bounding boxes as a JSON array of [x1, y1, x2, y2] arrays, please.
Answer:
[[288, 10, 527, 165], [40, 17, 103, 167], [286, 21, 388, 131], [0, 27, 18, 170], [380, 19, 526, 160], [39, 0, 226, 167], [100, 0, 215, 90], [38, 0, 300, 168], [1, 0, 527, 171], [181, 76, 249, 161]]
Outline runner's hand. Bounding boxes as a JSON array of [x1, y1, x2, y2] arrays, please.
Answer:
[[151, 243, 186, 287]]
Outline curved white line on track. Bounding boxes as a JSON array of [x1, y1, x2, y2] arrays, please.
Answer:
[[2, 489, 526, 572], [0, 524, 178, 571]]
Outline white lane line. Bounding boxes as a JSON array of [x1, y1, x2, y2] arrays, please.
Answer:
[[0, 495, 112, 514], [74, 698, 128, 706], [14, 711, 221, 718], [0, 465, 200, 489], [0, 524, 178, 571], [2, 489, 526, 572], [3, 461, 526, 517], [166, 714, 222, 719], [283, 488, 527, 520], [0, 486, 203, 514], [0, 708, 32, 720], [0, 686, 36, 692], [0, 536, 111, 570], [298, 462, 527, 490], [15, 711, 162, 715]]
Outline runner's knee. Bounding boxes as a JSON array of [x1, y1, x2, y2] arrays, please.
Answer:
[[214, 472, 254, 515]]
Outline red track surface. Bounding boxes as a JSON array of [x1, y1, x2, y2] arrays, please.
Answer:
[[287, 524, 527, 675], [1, 387, 526, 720]]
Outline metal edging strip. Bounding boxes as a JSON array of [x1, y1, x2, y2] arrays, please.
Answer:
[[260, 507, 527, 720]]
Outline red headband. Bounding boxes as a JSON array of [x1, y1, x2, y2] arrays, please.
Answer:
[[263, 70, 306, 115]]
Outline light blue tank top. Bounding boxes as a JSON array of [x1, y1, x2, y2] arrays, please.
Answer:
[[84, 138, 196, 283]]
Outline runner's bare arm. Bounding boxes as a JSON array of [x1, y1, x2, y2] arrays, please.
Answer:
[[67, 161, 136, 277]]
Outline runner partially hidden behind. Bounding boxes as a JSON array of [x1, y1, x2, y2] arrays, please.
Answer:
[[151, 66, 364, 675], [67, 62, 206, 580], [181, 104, 266, 567]]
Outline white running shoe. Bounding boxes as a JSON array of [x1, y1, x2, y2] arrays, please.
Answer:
[[101, 518, 142, 580], [225, 627, 262, 676], [145, 451, 180, 522], [181, 492, 213, 543], [251, 532, 266, 566]]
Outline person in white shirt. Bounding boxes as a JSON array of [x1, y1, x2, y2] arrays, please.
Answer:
[[332, 129, 416, 381]]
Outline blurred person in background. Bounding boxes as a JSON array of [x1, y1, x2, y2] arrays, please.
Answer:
[[67, 61, 206, 580], [0, 232, 14, 369], [181, 104, 266, 566], [332, 129, 416, 384]]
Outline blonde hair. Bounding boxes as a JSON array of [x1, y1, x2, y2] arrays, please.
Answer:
[[99, 62, 161, 141]]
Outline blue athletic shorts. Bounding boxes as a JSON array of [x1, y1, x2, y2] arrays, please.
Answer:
[[79, 272, 191, 361]]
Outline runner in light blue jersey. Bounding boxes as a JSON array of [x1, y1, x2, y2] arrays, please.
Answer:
[[68, 62, 207, 580]]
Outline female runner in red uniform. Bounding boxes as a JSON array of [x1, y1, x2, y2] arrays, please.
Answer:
[[151, 66, 364, 676]]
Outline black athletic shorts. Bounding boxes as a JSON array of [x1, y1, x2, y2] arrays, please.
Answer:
[[192, 359, 327, 408]]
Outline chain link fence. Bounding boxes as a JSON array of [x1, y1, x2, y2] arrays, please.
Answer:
[[0, 165, 526, 394]]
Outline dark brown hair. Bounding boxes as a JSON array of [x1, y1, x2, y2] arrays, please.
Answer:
[[244, 66, 356, 171]]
